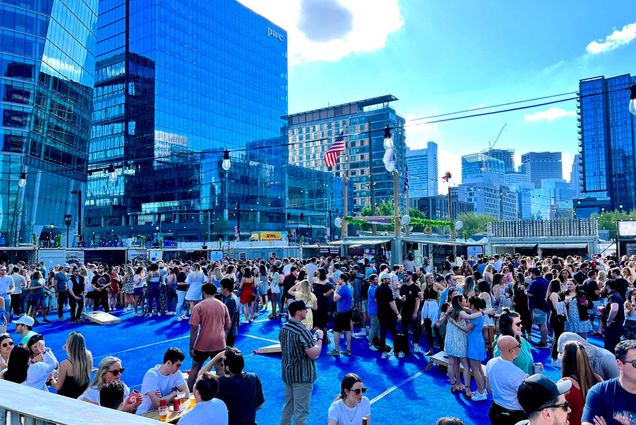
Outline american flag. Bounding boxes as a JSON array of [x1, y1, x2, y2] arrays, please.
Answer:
[[323, 131, 345, 168], [404, 164, 409, 193]]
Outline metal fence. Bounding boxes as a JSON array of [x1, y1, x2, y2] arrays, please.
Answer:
[[487, 219, 598, 238]]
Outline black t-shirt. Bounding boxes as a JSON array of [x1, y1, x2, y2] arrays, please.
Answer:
[[91, 273, 110, 290], [615, 278, 630, 298], [573, 270, 587, 285], [283, 274, 297, 299], [399, 283, 420, 316], [217, 372, 265, 425], [582, 278, 600, 301], [375, 283, 396, 320], [607, 291, 625, 327]]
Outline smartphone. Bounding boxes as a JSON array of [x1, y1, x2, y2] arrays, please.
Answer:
[[127, 389, 140, 405]]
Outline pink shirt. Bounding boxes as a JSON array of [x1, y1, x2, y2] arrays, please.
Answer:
[[189, 298, 231, 352]]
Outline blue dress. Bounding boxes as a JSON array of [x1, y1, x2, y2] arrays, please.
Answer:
[[467, 316, 486, 361]]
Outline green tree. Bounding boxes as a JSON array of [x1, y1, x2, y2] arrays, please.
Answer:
[[594, 210, 634, 239], [457, 212, 498, 239]]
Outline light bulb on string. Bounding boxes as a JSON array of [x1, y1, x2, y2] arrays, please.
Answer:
[[222, 149, 231, 171], [18, 171, 27, 188], [107, 164, 116, 182], [630, 84, 636, 116]]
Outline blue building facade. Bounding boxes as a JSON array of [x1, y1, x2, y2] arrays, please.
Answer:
[[461, 153, 505, 184], [86, 0, 292, 243], [0, 0, 98, 246], [577, 74, 636, 217]]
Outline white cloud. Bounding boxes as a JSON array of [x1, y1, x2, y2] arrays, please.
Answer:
[[238, 0, 404, 66], [524, 107, 576, 122], [404, 115, 441, 150], [437, 147, 463, 195], [586, 22, 636, 54]]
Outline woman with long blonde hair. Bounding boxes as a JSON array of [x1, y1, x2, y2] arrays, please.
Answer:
[[79, 356, 139, 413], [288, 279, 317, 329], [54, 332, 93, 398]]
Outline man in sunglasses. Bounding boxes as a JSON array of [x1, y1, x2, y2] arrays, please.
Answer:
[[583, 339, 636, 425], [485, 335, 528, 425], [516, 374, 571, 425]]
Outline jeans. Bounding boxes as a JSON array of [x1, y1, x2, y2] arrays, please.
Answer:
[[401, 312, 421, 345], [379, 317, 398, 351], [280, 382, 312, 425], [176, 290, 187, 317], [57, 291, 69, 319], [146, 283, 162, 313], [369, 315, 380, 342], [69, 295, 84, 321], [165, 284, 177, 313], [2, 296, 10, 318]]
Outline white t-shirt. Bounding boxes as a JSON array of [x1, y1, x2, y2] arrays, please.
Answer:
[[485, 356, 527, 410], [86, 271, 95, 292], [136, 365, 187, 414], [23, 350, 57, 391], [328, 397, 371, 425], [177, 399, 228, 425], [10, 274, 25, 295], [0, 276, 14, 296], [79, 382, 131, 404]]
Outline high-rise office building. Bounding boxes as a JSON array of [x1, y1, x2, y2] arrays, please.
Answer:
[[457, 182, 518, 220], [461, 153, 505, 184], [570, 154, 582, 199], [521, 151, 562, 188], [577, 74, 635, 216], [483, 148, 515, 173], [285, 95, 407, 214], [0, 0, 98, 246], [85, 0, 302, 243], [407, 142, 438, 199]]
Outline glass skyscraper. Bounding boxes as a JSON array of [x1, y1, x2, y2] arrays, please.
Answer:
[[285, 95, 407, 215], [407, 142, 438, 199], [86, 0, 290, 243], [577, 74, 635, 216], [0, 0, 98, 246]]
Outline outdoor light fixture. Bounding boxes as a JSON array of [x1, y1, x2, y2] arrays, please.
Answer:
[[18, 171, 26, 188], [107, 164, 116, 182], [630, 84, 636, 116], [222, 149, 231, 171], [383, 126, 393, 149], [334, 217, 342, 228]]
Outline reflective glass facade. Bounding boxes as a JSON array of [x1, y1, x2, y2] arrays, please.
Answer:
[[286, 95, 407, 214], [86, 0, 292, 242], [520, 152, 562, 188], [0, 0, 98, 245], [578, 74, 636, 213]]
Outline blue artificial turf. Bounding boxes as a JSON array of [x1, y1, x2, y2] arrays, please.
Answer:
[[8, 309, 601, 425]]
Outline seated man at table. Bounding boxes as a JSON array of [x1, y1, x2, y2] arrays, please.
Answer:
[[215, 347, 264, 425], [100, 381, 126, 410], [178, 372, 228, 425], [136, 347, 190, 415]]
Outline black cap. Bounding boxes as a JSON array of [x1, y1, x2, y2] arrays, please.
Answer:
[[517, 374, 572, 414], [406, 271, 414, 276], [288, 300, 308, 316]]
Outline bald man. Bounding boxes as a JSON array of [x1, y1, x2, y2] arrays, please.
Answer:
[[485, 336, 529, 425]]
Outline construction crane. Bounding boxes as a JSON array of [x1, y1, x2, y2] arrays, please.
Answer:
[[489, 123, 507, 149]]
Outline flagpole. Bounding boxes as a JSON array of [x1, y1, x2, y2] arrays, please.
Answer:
[[405, 186, 410, 236], [341, 140, 348, 241]]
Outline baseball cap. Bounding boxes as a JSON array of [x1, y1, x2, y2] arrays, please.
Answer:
[[517, 374, 572, 414], [406, 271, 414, 276], [288, 300, 308, 316], [12, 315, 35, 327]]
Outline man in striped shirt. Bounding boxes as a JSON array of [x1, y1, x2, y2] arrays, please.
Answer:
[[279, 300, 324, 425]]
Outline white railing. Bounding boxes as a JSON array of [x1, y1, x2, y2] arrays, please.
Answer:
[[0, 380, 159, 425]]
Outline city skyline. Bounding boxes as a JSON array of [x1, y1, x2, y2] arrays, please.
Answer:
[[239, 0, 636, 191]]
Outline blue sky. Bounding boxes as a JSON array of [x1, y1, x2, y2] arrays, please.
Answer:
[[240, 0, 636, 186]]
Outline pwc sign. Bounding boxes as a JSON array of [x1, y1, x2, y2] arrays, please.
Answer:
[[267, 27, 284, 41]]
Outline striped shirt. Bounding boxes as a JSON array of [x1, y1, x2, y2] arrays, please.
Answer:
[[279, 318, 317, 384]]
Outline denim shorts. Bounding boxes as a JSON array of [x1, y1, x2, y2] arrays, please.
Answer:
[[532, 308, 548, 325]]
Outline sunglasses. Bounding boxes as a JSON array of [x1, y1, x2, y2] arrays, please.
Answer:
[[513, 322, 523, 327], [622, 359, 636, 368], [349, 387, 367, 395], [1, 341, 14, 348], [542, 401, 569, 411], [108, 368, 125, 376]]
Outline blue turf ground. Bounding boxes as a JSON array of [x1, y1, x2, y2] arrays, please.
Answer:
[[10, 310, 594, 425]]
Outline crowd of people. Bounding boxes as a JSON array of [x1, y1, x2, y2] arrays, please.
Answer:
[[1, 252, 636, 424]]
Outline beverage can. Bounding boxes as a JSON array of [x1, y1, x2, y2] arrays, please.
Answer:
[[173, 397, 181, 412]]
